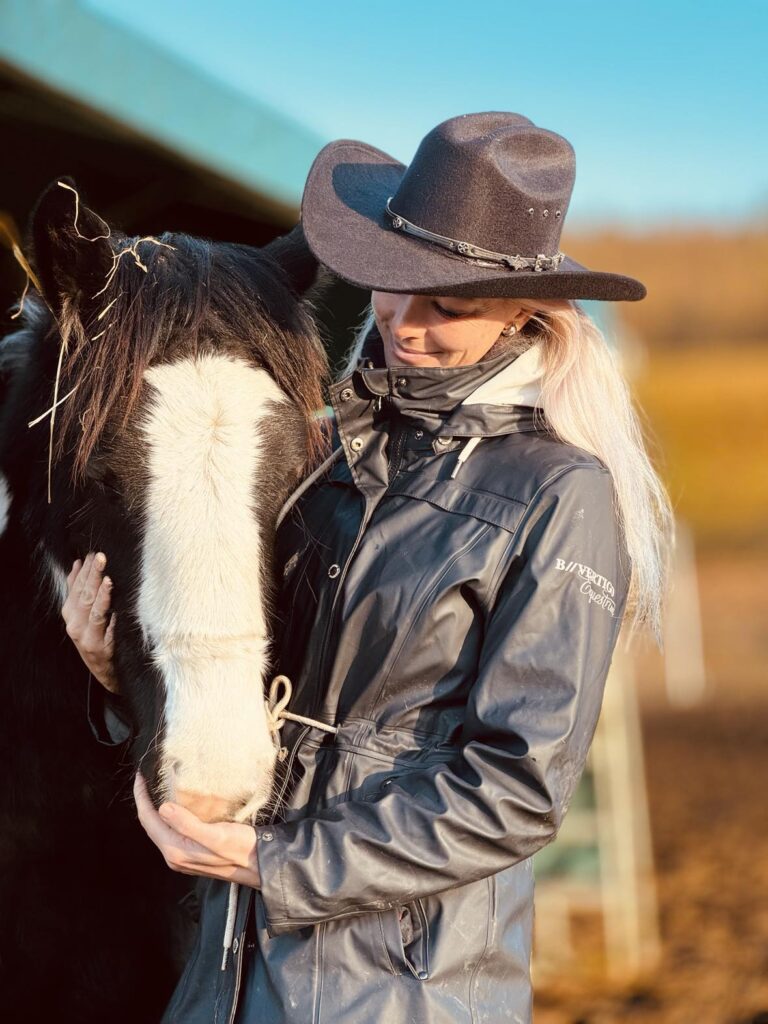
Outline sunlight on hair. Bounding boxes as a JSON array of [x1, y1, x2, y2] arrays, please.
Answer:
[[343, 301, 675, 645], [0, 219, 43, 321]]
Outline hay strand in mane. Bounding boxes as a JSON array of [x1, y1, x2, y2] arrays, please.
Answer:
[[93, 236, 176, 298]]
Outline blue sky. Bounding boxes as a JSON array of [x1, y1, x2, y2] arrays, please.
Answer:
[[86, 0, 767, 230]]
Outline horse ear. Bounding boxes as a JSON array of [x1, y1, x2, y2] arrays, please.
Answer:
[[262, 222, 319, 296], [28, 177, 115, 313]]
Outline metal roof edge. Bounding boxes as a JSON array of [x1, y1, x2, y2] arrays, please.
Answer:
[[0, 0, 327, 210]]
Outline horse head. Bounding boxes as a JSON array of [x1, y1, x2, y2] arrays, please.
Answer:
[[15, 177, 329, 823]]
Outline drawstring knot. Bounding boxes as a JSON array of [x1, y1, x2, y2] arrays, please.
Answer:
[[265, 675, 339, 738]]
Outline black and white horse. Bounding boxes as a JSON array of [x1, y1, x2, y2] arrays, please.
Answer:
[[0, 179, 328, 1022]]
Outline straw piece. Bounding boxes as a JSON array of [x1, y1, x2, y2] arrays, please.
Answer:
[[56, 181, 111, 242]]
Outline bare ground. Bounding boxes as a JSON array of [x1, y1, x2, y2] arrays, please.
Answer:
[[533, 552, 768, 1024]]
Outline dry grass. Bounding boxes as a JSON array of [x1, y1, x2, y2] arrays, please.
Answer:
[[630, 342, 768, 549], [565, 227, 768, 348]]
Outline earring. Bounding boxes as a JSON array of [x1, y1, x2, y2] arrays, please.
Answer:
[[500, 324, 518, 337]]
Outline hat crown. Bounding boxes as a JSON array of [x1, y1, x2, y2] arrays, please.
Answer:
[[390, 112, 576, 257]]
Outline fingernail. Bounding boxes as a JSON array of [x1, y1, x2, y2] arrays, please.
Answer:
[[102, 576, 112, 588], [95, 552, 106, 569]]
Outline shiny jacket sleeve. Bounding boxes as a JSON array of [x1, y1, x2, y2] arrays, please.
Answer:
[[255, 464, 631, 936], [86, 673, 134, 745]]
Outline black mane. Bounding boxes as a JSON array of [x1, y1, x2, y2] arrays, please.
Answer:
[[15, 231, 327, 482]]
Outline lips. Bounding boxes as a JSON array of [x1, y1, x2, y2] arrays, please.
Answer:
[[389, 338, 439, 360]]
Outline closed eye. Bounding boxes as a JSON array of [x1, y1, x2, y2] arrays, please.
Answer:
[[433, 302, 467, 320]]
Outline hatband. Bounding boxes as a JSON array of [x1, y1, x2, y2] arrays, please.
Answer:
[[385, 197, 566, 273]]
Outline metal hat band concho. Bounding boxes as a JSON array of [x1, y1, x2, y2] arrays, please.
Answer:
[[385, 197, 565, 273]]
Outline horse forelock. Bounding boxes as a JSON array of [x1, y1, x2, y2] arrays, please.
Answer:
[[38, 233, 329, 484]]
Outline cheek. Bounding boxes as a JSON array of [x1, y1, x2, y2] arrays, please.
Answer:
[[372, 293, 397, 322], [428, 320, 500, 352]]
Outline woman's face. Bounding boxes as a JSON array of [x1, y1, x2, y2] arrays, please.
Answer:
[[371, 291, 530, 368]]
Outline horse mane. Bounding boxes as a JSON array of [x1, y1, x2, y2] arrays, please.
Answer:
[[25, 232, 329, 482]]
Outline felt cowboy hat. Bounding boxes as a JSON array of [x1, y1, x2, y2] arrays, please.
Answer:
[[300, 111, 646, 302]]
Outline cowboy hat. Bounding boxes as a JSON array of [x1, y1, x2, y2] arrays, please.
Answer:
[[300, 111, 646, 302]]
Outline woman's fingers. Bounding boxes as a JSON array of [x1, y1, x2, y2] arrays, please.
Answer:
[[103, 611, 116, 658], [134, 775, 231, 869], [87, 575, 112, 630], [62, 551, 119, 693], [64, 552, 108, 634], [81, 552, 106, 606], [66, 557, 82, 589], [159, 803, 256, 869], [133, 774, 262, 887], [73, 552, 94, 599]]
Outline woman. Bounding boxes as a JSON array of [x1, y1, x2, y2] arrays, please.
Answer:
[[63, 112, 673, 1023]]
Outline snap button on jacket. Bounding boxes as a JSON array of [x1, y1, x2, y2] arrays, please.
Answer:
[[161, 328, 631, 1024]]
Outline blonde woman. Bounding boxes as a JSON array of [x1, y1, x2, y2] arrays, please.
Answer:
[[65, 112, 674, 1023]]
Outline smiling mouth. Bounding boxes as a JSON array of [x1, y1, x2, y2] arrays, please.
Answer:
[[390, 339, 439, 355]]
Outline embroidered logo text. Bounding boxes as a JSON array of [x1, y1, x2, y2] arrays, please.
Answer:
[[554, 558, 616, 616]]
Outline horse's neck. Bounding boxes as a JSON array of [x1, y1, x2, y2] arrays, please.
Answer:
[[0, 491, 86, 724]]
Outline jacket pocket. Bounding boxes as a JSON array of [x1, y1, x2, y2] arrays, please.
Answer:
[[378, 898, 430, 980]]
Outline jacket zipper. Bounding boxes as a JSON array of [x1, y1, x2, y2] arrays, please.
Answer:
[[387, 417, 408, 484], [225, 888, 252, 1024], [225, 725, 311, 1024]]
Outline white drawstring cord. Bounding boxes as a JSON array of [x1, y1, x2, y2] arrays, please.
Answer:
[[450, 436, 483, 479], [220, 675, 338, 970], [275, 445, 344, 531], [221, 882, 240, 970]]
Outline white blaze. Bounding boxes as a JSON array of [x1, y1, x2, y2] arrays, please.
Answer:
[[138, 354, 287, 821]]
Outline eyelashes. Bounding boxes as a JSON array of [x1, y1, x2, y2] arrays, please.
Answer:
[[433, 302, 465, 320]]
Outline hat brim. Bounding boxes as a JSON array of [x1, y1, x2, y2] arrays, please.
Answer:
[[301, 140, 646, 302]]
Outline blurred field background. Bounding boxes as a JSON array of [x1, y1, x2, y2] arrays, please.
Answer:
[[532, 227, 768, 1023]]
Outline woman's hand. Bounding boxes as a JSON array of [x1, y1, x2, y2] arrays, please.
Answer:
[[62, 552, 119, 694], [133, 773, 262, 889]]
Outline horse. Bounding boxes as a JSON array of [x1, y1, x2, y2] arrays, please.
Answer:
[[0, 178, 329, 1022]]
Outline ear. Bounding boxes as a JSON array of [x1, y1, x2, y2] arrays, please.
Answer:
[[28, 177, 115, 314], [262, 222, 319, 296]]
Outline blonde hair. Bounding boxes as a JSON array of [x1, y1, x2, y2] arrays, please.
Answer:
[[339, 301, 674, 648]]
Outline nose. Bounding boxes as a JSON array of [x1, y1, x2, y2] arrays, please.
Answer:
[[173, 788, 242, 824], [388, 295, 422, 337]]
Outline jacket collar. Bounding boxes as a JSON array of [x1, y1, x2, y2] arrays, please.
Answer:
[[352, 325, 546, 438]]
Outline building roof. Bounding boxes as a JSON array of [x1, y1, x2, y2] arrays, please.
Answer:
[[0, 0, 325, 220]]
